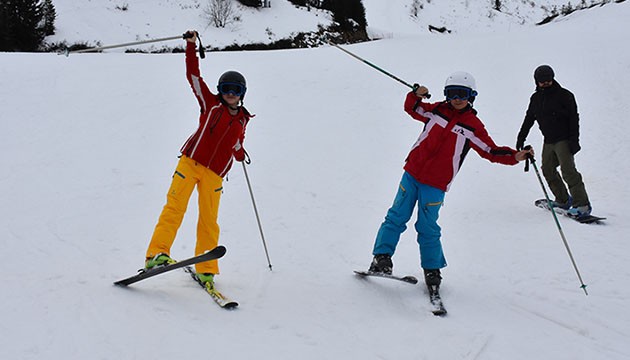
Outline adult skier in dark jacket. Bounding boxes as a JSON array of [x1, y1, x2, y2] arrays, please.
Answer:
[[516, 65, 591, 217]]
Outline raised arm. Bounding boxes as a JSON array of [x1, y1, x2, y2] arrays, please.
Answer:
[[404, 89, 438, 123], [184, 31, 215, 113]]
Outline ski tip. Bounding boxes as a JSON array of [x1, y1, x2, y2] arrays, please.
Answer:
[[432, 309, 447, 317], [223, 302, 239, 310], [401, 276, 419, 284], [578, 217, 606, 224]]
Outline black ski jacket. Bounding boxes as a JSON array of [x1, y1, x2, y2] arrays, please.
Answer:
[[516, 81, 581, 154]]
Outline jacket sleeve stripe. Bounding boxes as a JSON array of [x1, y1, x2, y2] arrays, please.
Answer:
[[190, 74, 207, 112]]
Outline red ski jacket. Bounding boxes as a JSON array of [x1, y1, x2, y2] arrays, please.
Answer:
[[403, 92, 519, 192], [180, 42, 251, 178]]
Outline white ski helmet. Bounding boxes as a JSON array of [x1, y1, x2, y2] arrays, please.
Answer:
[[444, 71, 477, 91]]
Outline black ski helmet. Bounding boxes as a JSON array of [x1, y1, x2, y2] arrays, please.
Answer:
[[534, 65, 555, 83], [217, 70, 247, 98]]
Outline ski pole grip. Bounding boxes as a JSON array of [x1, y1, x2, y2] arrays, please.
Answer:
[[523, 145, 533, 172], [412, 83, 432, 99], [524, 145, 533, 160], [182, 31, 205, 59]]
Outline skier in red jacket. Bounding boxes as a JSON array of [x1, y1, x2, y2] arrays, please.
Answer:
[[368, 71, 532, 289], [144, 31, 252, 290]]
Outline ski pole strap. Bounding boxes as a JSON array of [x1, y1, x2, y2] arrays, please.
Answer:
[[243, 149, 251, 165], [197, 35, 205, 59]]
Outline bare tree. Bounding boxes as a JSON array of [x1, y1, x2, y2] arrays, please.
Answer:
[[203, 0, 239, 28], [410, 0, 423, 18]]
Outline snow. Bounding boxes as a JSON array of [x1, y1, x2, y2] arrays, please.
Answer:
[[2, 1, 630, 359], [48, 0, 333, 49]]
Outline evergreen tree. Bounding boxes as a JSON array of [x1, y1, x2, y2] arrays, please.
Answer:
[[0, 1, 11, 50], [288, 0, 322, 7], [0, 0, 51, 52], [321, 0, 367, 31], [41, 0, 56, 36]]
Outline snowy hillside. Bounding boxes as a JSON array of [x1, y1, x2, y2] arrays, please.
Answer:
[[48, 0, 332, 49], [2, 1, 630, 359], [48, 0, 602, 49], [363, 0, 578, 37]]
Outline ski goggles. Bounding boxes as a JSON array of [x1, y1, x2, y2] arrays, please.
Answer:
[[218, 82, 246, 97], [444, 86, 477, 100]]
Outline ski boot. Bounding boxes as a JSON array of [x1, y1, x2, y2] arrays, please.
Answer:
[[567, 204, 592, 218], [196, 273, 215, 290], [424, 269, 446, 316], [550, 196, 572, 210], [423, 269, 442, 288], [369, 254, 393, 275], [144, 253, 176, 270]]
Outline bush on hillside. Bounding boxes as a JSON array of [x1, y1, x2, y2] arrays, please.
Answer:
[[236, 0, 262, 7], [321, 0, 367, 30]]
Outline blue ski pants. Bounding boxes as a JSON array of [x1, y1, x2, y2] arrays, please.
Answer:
[[372, 172, 447, 270]]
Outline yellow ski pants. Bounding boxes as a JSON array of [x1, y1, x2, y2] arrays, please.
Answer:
[[146, 155, 223, 274]]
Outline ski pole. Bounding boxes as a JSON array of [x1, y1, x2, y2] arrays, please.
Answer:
[[524, 147, 588, 295], [241, 162, 273, 271], [327, 41, 431, 98], [64, 32, 205, 58]]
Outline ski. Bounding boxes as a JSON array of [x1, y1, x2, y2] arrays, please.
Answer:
[[184, 266, 239, 309], [114, 245, 226, 286], [354, 270, 419, 284], [534, 199, 606, 224], [356, 270, 447, 315], [427, 284, 447, 316]]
